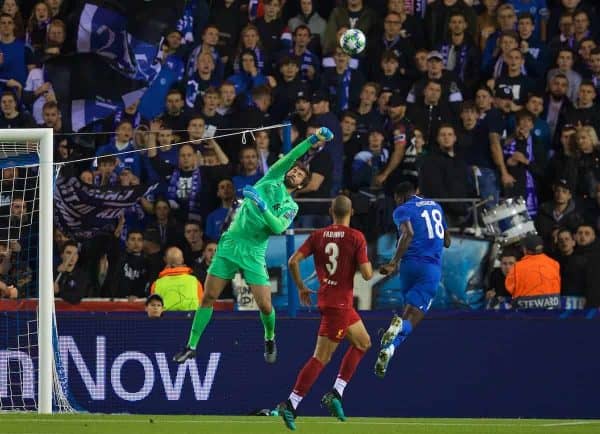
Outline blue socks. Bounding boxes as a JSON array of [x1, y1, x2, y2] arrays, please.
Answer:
[[391, 319, 413, 350]]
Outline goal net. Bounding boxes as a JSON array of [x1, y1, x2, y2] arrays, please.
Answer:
[[0, 129, 75, 413]]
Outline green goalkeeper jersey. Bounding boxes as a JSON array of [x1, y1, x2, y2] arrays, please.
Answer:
[[225, 136, 314, 252]]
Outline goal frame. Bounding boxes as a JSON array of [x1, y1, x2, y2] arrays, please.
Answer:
[[0, 128, 53, 414]]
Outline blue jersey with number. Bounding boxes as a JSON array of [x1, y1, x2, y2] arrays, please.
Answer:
[[393, 195, 446, 266]]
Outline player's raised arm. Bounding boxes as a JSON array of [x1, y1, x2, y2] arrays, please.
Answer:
[[380, 220, 414, 275], [260, 127, 333, 183]]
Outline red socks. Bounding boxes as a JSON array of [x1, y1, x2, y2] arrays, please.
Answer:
[[292, 357, 324, 396], [338, 346, 366, 382]]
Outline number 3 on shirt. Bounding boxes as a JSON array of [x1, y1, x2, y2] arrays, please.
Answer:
[[421, 209, 444, 239], [325, 242, 339, 276]]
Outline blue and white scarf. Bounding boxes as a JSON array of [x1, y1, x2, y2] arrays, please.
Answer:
[[504, 135, 538, 216], [338, 69, 352, 111], [440, 43, 468, 81], [167, 168, 203, 221]]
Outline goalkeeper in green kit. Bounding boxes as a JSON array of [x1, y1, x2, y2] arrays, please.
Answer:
[[173, 126, 334, 364]]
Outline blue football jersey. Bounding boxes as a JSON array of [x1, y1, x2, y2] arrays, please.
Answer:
[[392, 196, 447, 265]]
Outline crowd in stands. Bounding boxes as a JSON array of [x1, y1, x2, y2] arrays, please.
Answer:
[[0, 0, 598, 309]]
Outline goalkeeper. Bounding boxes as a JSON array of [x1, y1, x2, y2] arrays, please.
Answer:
[[174, 126, 334, 364]]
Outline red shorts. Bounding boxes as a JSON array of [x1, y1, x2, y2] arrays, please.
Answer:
[[318, 307, 361, 342]]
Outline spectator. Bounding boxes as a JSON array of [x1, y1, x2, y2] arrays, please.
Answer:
[[26, 2, 50, 51], [105, 230, 149, 300], [320, 46, 365, 113], [46, 0, 63, 18], [310, 90, 343, 193], [150, 246, 203, 311], [271, 56, 308, 121], [555, 227, 588, 299], [425, 0, 477, 50], [386, 0, 425, 50], [295, 123, 334, 228], [573, 125, 600, 201], [406, 50, 463, 109], [546, 125, 578, 192], [228, 49, 268, 107], [201, 86, 228, 134], [182, 220, 205, 265], [2, 0, 23, 40], [285, 24, 320, 85], [233, 24, 269, 74], [0, 13, 33, 87], [406, 79, 455, 148], [95, 120, 143, 180], [148, 143, 204, 223], [565, 80, 600, 134], [477, 0, 500, 51], [503, 109, 546, 217], [217, 81, 237, 119], [186, 52, 219, 110], [437, 11, 480, 95], [233, 146, 262, 197], [255, 0, 290, 57], [145, 294, 164, 319], [42, 18, 66, 60], [419, 123, 472, 225], [366, 11, 416, 81], [290, 91, 313, 137], [495, 48, 536, 109], [547, 48, 581, 104], [145, 199, 183, 250], [544, 73, 572, 143], [505, 234, 561, 307], [158, 89, 191, 141], [516, 11, 549, 78], [353, 82, 384, 140], [339, 111, 362, 189], [0, 90, 34, 128], [0, 278, 17, 298], [574, 222, 598, 254], [192, 241, 218, 287], [322, 0, 378, 55], [524, 92, 552, 159], [583, 183, 600, 233], [535, 178, 584, 250], [54, 241, 93, 305], [483, 4, 518, 67], [548, 11, 575, 60], [486, 246, 520, 309], [396, 127, 426, 188], [186, 24, 225, 83], [351, 127, 390, 191], [287, 0, 327, 52], [23, 66, 55, 125], [255, 129, 278, 173], [205, 178, 235, 241], [377, 92, 414, 192], [374, 51, 412, 98], [143, 227, 164, 285]]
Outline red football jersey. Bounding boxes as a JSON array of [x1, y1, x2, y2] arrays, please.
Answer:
[[298, 224, 369, 309]]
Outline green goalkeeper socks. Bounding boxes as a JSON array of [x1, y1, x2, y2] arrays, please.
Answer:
[[260, 308, 276, 341], [187, 307, 213, 350]]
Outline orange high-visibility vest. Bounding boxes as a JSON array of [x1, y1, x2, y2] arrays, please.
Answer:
[[505, 254, 561, 298]]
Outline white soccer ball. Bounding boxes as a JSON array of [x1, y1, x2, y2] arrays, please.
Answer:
[[339, 28, 366, 56]]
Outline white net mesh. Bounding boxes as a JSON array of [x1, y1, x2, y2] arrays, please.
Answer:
[[0, 138, 74, 413]]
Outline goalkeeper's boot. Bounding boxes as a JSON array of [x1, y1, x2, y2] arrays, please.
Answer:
[[277, 400, 297, 431], [172, 347, 196, 363], [374, 344, 395, 379], [380, 314, 403, 348], [321, 389, 346, 421], [264, 338, 277, 363]]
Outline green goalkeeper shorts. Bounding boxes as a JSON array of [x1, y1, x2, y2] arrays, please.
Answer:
[[207, 232, 270, 286]]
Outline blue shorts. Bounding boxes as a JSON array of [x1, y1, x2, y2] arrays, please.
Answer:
[[398, 260, 441, 312]]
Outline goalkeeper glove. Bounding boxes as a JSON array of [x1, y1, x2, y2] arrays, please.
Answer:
[[309, 126, 334, 144], [243, 185, 267, 212]]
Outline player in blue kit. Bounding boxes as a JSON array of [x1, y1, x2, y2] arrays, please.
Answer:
[[374, 182, 451, 378]]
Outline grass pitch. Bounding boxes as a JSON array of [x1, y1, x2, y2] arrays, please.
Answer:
[[1, 414, 599, 434]]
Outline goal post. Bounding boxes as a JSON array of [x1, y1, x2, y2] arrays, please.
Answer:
[[0, 128, 53, 414]]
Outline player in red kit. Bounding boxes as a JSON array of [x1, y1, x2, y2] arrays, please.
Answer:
[[277, 195, 373, 431]]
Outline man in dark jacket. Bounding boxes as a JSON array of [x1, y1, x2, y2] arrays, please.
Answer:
[[54, 241, 93, 304], [418, 123, 471, 225], [535, 178, 584, 250], [555, 228, 587, 299], [105, 230, 149, 299]]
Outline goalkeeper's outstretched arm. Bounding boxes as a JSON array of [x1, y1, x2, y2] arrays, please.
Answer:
[[260, 127, 333, 183]]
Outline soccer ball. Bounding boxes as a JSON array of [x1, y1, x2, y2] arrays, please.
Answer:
[[339, 28, 366, 56]]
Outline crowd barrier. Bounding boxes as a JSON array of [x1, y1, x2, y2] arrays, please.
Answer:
[[2, 311, 598, 418]]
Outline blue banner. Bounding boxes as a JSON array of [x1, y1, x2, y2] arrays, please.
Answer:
[[2, 312, 599, 417]]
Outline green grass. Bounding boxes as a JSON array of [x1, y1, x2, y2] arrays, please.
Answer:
[[1, 414, 599, 434]]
